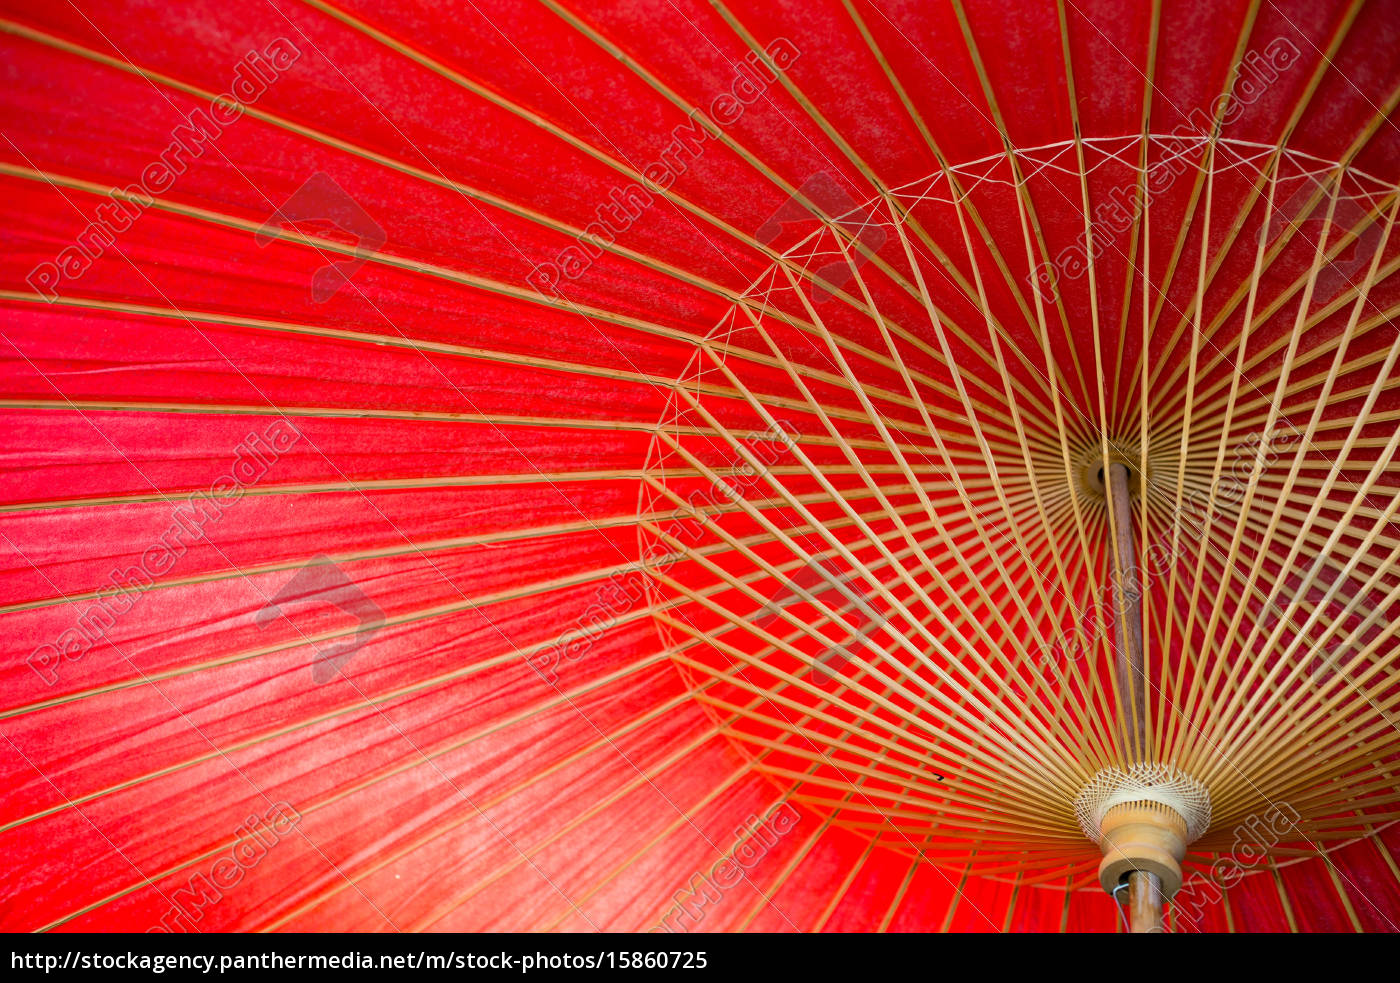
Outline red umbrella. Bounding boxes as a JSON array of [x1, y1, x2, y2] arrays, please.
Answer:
[[1, 0, 1397, 933]]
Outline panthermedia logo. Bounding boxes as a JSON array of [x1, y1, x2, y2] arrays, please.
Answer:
[[254, 555, 386, 683], [255, 172, 386, 302]]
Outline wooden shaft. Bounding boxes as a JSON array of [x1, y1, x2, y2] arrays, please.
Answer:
[[1127, 871, 1165, 932], [1107, 462, 1147, 760], [1108, 465, 1166, 932]]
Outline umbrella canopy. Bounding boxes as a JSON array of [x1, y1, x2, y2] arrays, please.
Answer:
[[1, 0, 1397, 933]]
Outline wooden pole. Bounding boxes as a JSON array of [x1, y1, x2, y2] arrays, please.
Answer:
[[1127, 870, 1164, 933], [1107, 462, 1147, 760], [1107, 461, 1164, 932]]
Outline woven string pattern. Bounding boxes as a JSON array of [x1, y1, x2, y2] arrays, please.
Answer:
[[1075, 764, 1212, 844]]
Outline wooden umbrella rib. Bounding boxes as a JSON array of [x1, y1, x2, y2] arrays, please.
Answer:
[[280, 561, 958, 930], [809, 831, 883, 931], [694, 574, 1024, 812], [4, 638, 682, 843], [1003, 169, 1119, 716], [1239, 620, 1400, 790], [730, 648, 976, 934], [0, 504, 757, 616], [756, 764, 1073, 838], [732, 711, 897, 933], [293, 0, 839, 299], [1060, 0, 1145, 764], [1208, 580, 1400, 796], [0, 548, 680, 722], [629, 665, 1003, 933], [0, 15, 783, 307], [1147, 177, 1397, 417], [1200, 199, 1400, 743]]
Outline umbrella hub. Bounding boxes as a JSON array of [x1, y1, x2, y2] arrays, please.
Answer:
[[1075, 764, 1211, 898], [1070, 440, 1149, 504]]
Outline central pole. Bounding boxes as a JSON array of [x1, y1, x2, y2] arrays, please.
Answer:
[[1126, 870, 1163, 933], [1106, 462, 1146, 756], [1105, 461, 1163, 932]]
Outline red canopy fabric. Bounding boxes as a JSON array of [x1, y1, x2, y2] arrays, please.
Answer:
[[1, 0, 1397, 933]]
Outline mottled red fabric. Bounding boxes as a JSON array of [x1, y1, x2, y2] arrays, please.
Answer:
[[0, 0, 1395, 933]]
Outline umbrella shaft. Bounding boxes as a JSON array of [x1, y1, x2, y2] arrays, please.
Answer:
[[1107, 462, 1147, 759], [1127, 871, 1164, 932]]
